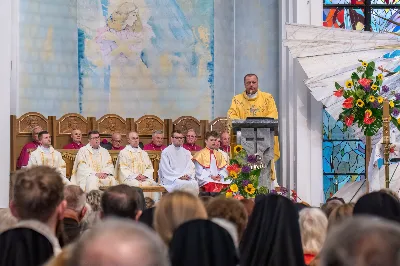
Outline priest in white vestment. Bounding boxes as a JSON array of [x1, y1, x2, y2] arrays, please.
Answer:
[[71, 130, 117, 192], [114, 131, 160, 200], [193, 131, 229, 192], [27, 130, 71, 185], [158, 130, 199, 196]]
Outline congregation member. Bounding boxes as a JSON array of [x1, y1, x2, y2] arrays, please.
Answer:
[[16, 125, 42, 169], [62, 185, 87, 245], [220, 131, 231, 153], [216, 136, 229, 162], [299, 208, 328, 265], [80, 190, 103, 232], [27, 131, 71, 185], [143, 130, 167, 151], [319, 217, 400, 266], [63, 129, 84, 149], [154, 191, 207, 244], [67, 219, 169, 266], [183, 128, 202, 151], [327, 203, 354, 231], [115, 131, 159, 200], [240, 194, 305, 266], [101, 184, 142, 221], [169, 219, 239, 266], [0, 208, 17, 234], [227, 73, 280, 181], [71, 130, 117, 192], [193, 131, 229, 193], [0, 166, 66, 266], [158, 130, 199, 195]]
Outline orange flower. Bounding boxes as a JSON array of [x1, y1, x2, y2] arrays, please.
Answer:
[[227, 164, 240, 173], [333, 88, 344, 97], [364, 110, 375, 125], [358, 78, 372, 88], [345, 114, 355, 126], [342, 97, 354, 109]]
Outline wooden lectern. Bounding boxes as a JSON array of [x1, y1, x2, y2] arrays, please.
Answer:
[[230, 117, 279, 188]]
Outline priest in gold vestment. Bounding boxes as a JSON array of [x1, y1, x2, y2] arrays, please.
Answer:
[[227, 74, 280, 185]]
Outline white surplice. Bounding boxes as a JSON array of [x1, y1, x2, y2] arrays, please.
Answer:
[[71, 144, 117, 192], [194, 151, 229, 187], [115, 145, 159, 200], [27, 146, 71, 185], [158, 144, 199, 196], [218, 149, 229, 163]]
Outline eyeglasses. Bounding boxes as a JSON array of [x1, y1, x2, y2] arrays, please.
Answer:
[[90, 136, 100, 140], [186, 135, 197, 138], [173, 137, 184, 139]]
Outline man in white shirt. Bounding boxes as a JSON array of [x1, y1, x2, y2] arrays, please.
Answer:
[[28, 131, 71, 185], [71, 130, 117, 192], [115, 131, 159, 200], [158, 130, 199, 196], [193, 131, 229, 192]]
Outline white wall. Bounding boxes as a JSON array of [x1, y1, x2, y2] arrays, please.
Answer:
[[279, 0, 323, 206], [0, 0, 12, 207]]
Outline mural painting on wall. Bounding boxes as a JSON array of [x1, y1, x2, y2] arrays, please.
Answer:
[[78, 0, 214, 119]]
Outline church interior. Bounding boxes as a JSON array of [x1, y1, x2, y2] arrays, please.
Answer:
[[0, 0, 400, 265]]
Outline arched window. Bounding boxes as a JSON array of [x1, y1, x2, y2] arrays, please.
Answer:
[[322, 0, 399, 200]]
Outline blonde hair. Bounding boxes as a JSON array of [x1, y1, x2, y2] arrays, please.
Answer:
[[0, 208, 18, 233], [299, 208, 328, 255], [328, 203, 355, 231], [154, 191, 207, 244]]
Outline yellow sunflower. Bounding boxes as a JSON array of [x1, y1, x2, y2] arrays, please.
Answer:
[[369, 96, 375, 102], [398, 118, 400, 124], [229, 171, 238, 179], [377, 73, 384, 80], [234, 145, 243, 154], [345, 80, 353, 88], [356, 99, 364, 107], [377, 96, 384, 103], [371, 84, 378, 91], [390, 101, 395, 108], [365, 109, 372, 116], [230, 184, 239, 193], [225, 192, 233, 198], [244, 184, 256, 195], [362, 61, 368, 67]]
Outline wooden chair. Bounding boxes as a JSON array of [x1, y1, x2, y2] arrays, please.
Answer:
[[52, 113, 90, 149], [135, 115, 171, 146], [208, 117, 229, 135], [93, 114, 133, 148], [173, 116, 208, 148], [10, 112, 50, 171]]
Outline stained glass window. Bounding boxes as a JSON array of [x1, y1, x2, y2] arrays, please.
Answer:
[[322, 0, 399, 201]]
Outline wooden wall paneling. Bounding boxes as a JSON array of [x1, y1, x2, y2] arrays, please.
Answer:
[[96, 114, 129, 147], [164, 119, 172, 146], [208, 117, 229, 135], [55, 113, 89, 149], [49, 116, 57, 148], [10, 115, 17, 172], [135, 115, 165, 146]]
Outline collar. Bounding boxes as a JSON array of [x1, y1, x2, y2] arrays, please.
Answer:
[[85, 143, 102, 154], [242, 90, 260, 101], [13, 220, 61, 255], [38, 145, 54, 153], [127, 145, 141, 152]]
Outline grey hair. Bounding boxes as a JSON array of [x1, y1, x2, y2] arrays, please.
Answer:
[[68, 218, 170, 266], [319, 216, 400, 266], [299, 207, 328, 254], [152, 130, 163, 137], [86, 190, 103, 212], [64, 185, 86, 212]]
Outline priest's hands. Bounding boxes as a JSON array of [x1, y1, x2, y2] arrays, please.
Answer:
[[136, 174, 147, 181], [211, 175, 221, 182], [179, 175, 190, 180], [96, 173, 108, 179]]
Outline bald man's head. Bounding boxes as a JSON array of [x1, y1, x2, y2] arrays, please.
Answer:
[[68, 219, 169, 266], [71, 129, 82, 143], [111, 133, 122, 148], [127, 131, 140, 148]]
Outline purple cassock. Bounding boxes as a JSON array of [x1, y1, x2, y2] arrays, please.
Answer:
[[183, 143, 202, 152], [63, 142, 84, 149], [16, 141, 40, 169], [143, 142, 167, 151]]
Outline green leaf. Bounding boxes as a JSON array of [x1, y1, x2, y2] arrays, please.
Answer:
[[351, 72, 360, 80], [355, 89, 365, 98], [368, 61, 375, 69], [335, 82, 342, 90]]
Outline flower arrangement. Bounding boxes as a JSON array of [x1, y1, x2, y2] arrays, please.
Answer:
[[223, 145, 268, 199], [270, 187, 304, 203], [334, 60, 400, 136]]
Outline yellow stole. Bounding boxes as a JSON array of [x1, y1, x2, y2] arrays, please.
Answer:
[[192, 148, 227, 169]]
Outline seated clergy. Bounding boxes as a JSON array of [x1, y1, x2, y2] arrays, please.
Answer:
[[27, 131, 71, 185], [158, 130, 199, 196], [193, 131, 230, 192], [16, 126, 42, 169], [216, 136, 229, 163], [183, 129, 202, 152], [143, 130, 167, 151], [110, 133, 124, 150], [71, 130, 117, 192], [115, 131, 159, 200], [63, 129, 84, 149], [220, 131, 231, 153]]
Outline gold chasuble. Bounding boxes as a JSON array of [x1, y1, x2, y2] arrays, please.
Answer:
[[227, 90, 280, 181], [192, 148, 227, 169]]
